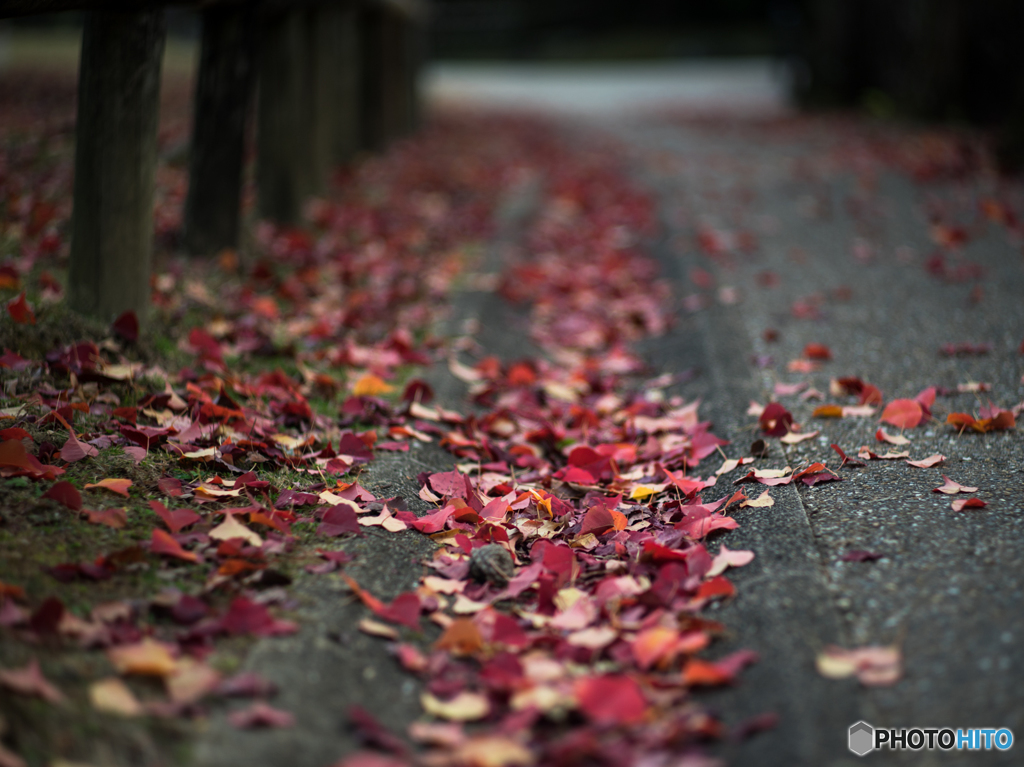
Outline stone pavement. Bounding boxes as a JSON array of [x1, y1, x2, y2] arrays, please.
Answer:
[[198, 67, 1023, 766]]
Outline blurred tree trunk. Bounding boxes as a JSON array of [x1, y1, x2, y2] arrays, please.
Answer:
[[359, 3, 387, 152], [313, 1, 362, 173], [183, 3, 256, 255], [68, 9, 165, 323], [256, 7, 313, 225]]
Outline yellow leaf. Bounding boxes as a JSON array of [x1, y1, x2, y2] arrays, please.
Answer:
[[740, 489, 774, 508], [421, 691, 490, 721], [107, 638, 177, 677], [209, 514, 263, 547], [89, 677, 142, 716], [629, 485, 658, 500], [358, 618, 399, 639], [180, 447, 217, 461], [455, 736, 534, 767]]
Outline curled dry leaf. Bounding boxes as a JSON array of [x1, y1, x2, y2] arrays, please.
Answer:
[[875, 428, 910, 446], [933, 475, 979, 495], [707, 545, 755, 577], [906, 454, 945, 468], [739, 490, 774, 508], [780, 429, 819, 445]]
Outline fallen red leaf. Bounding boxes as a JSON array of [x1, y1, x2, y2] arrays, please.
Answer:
[[220, 597, 297, 637], [951, 497, 987, 511], [111, 310, 139, 343], [42, 481, 82, 511], [375, 592, 422, 630], [148, 500, 200, 533], [880, 399, 924, 429], [803, 343, 832, 360], [317, 505, 362, 536], [758, 402, 793, 436], [574, 674, 647, 725], [157, 477, 184, 497], [6, 292, 35, 324]]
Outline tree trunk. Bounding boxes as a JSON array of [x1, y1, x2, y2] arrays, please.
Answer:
[[68, 9, 165, 323], [183, 3, 256, 256]]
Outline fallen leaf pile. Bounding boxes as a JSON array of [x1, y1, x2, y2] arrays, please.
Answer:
[[1, 86, 1022, 767]]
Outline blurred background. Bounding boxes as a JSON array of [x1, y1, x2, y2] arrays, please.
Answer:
[[1, 0, 1023, 162]]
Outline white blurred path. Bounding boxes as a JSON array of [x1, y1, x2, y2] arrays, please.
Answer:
[[424, 58, 792, 115]]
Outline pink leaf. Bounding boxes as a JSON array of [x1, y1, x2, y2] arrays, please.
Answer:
[[906, 454, 945, 469], [227, 702, 295, 729], [933, 475, 979, 495]]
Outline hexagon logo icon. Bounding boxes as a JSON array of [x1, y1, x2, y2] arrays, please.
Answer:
[[849, 721, 875, 756]]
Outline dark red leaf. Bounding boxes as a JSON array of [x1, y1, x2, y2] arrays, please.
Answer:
[[157, 477, 184, 497], [149, 500, 200, 534], [111, 310, 139, 343], [7, 292, 35, 325], [758, 402, 793, 437], [317, 506, 361, 537], [42, 481, 82, 511]]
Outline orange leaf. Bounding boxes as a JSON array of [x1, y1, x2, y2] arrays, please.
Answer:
[[434, 618, 484, 656], [84, 508, 127, 529], [631, 626, 679, 670], [352, 373, 393, 397], [803, 343, 832, 360], [946, 412, 977, 431], [84, 478, 132, 497], [150, 529, 199, 563], [682, 659, 731, 687], [813, 404, 844, 418]]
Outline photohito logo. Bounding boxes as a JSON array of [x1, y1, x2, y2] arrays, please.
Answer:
[[848, 722, 1013, 756]]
